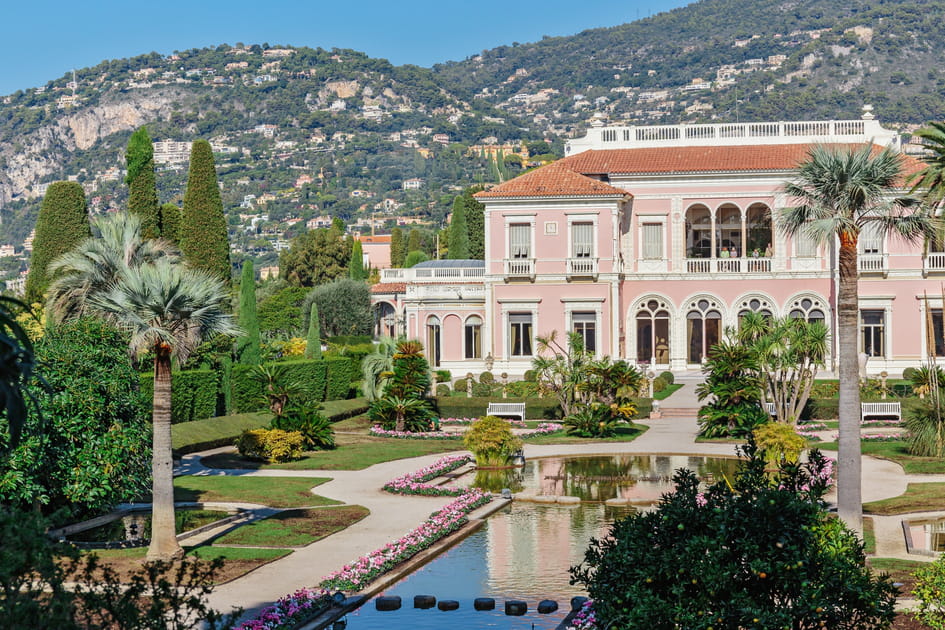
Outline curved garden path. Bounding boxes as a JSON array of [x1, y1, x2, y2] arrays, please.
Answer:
[[181, 382, 936, 621]]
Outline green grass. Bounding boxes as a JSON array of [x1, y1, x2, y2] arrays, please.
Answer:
[[864, 482, 945, 515], [321, 397, 369, 420], [92, 545, 291, 562], [863, 516, 876, 555], [695, 436, 747, 444], [214, 505, 369, 547], [869, 557, 927, 595], [814, 439, 945, 474], [653, 383, 684, 400], [201, 434, 465, 471], [166, 476, 339, 508], [173, 412, 272, 453], [525, 423, 648, 445]]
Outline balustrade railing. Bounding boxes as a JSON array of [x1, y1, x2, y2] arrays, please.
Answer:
[[858, 254, 888, 274], [567, 257, 598, 276], [504, 258, 535, 277], [926, 253, 945, 272], [685, 257, 772, 274], [379, 267, 485, 283]]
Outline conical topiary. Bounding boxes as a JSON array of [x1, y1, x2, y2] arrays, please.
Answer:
[[305, 303, 322, 359], [25, 182, 91, 305], [236, 261, 261, 365], [126, 127, 160, 239], [181, 140, 230, 283]]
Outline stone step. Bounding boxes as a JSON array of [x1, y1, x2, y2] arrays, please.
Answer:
[[656, 407, 699, 417]]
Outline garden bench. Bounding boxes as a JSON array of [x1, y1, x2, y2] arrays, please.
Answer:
[[487, 402, 526, 422], [762, 402, 776, 416], [861, 401, 901, 422]]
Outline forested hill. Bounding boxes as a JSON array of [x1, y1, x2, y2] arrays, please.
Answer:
[[434, 0, 945, 125]]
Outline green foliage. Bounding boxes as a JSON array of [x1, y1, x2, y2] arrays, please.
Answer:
[[389, 227, 405, 268], [0, 318, 150, 519], [236, 262, 261, 365], [231, 357, 356, 412], [280, 225, 349, 287], [453, 377, 469, 392], [753, 421, 806, 465], [348, 239, 365, 280], [906, 400, 945, 457], [368, 340, 435, 431], [159, 203, 182, 245], [434, 369, 451, 383], [909, 365, 945, 398], [903, 367, 918, 381], [651, 376, 667, 394], [447, 195, 470, 259], [697, 339, 768, 438], [564, 405, 619, 438], [0, 508, 241, 629], [362, 336, 396, 402], [458, 188, 485, 260], [407, 228, 422, 253], [25, 181, 91, 304], [271, 406, 335, 450], [479, 371, 495, 385], [913, 552, 945, 629], [302, 278, 373, 338], [0, 296, 37, 449], [571, 445, 896, 629], [181, 139, 230, 283], [257, 283, 308, 338], [325, 356, 356, 400], [236, 428, 304, 462], [139, 369, 219, 424], [463, 415, 523, 467], [305, 303, 321, 359], [126, 127, 160, 239], [404, 250, 429, 267], [658, 370, 674, 385], [434, 396, 563, 420]]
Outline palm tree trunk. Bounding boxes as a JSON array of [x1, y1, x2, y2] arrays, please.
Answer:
[[147, 344, 184, 561], [837, 235, 863, 534]]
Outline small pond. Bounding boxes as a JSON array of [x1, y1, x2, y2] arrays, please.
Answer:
[[347, 454, 738, 629]]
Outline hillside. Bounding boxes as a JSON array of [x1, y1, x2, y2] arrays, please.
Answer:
[[3, 0, 945, 283]]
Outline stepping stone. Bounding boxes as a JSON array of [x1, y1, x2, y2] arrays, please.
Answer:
[[437, 600, 459, 611], [571, 596, 589, 612], [474, 598, 495, 611], [413, 595, 436, 609], [538, 600, 559, 614], [375, 596, 401, 611], [505, 600, 527, 616]]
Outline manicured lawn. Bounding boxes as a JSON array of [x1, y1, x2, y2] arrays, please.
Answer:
[[695, 436, 746, 444], [815, 439, 945, 474], [870, 557, 928, 597], [321, 398, 369, 420], [214, 505, 369, 547], [864, 483, 945, 515], [526, 423, 648, 445], [201, 433, 465, 471], [653, 383, 684, 400], [168, 476, 339, 508], [87, 545, 292, 584], [863, 516, 876, 555], [172, 412, 272, 453]]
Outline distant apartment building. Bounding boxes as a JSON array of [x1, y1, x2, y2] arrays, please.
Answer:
[[357, 234, 392, 269], [402, 178, 425, 190], [262, 48, 295, 57], [259, 266, 280, 280], [432, 134, 450, 145], [153, 140, 193, 165], [0, 245, 16, 257], [307, 215, 333, 230]]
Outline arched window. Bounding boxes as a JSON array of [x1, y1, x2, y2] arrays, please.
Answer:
[[746, 203, 772, 257], [686, 298, 722, 363], [737, 297, 773, 323], [716, 204, 741, 257], [636, 299, 670, 365], [426, 316, 441, 367], [788, 297, 826, 324], [685, 205, 712, 259], [464, 316, 482, 359]]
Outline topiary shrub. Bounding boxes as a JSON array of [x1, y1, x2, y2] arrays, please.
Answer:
[[571, 443, 896, 629], [463, 416, 523, 468], [453, 377, 469, 392], [235, 428, 304, 463], [902, 366, 918, 381], [659, 371, 674, 385], [436, 383, 451, 397], [479, 371, 495, 385], [523, 369, 537, 383], [472, 382, 495, 397], [652, 376, 668, 394]]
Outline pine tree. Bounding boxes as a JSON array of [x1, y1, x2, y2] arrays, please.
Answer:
[[25, 182, 91, 304], [305, 303, 322, 359], [159, 203, 182, 245], [236, 261, 261, 365], [125, 127, 160, 239], [349, 238, 366, 280], [181, 140, 231, 283], [390, 228, 405, 268], [448, 196, 470, 259]]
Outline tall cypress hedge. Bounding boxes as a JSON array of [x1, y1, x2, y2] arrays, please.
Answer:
[[390, 227, 405, 268], [125, 127, 160, 239], [25, 182, 91, 305], [305, 303, 322, 359], [448, 195, 470, 259], [349, 239, 365, 280], [159, 202, 182, 245], [236, 262, 261, 365], [181, 140, 230, 283]]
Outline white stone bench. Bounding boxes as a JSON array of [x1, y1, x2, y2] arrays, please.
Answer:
[[861, 402, 901, 422], [763, 402, 776, 416], [487, 402, 526, 422]]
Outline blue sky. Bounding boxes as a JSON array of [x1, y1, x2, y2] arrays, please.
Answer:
[[2, 0, 690, 95]]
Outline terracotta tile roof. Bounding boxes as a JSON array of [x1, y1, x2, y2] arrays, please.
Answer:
[[474, 161, 629, 198], [371, 282, 405, 294], [358, 235, 392, 243]]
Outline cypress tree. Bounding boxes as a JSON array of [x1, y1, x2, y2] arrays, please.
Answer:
[[390, 227, 405, 268], [407, 228, 422, 254], [25, 182, 91, 304], [181, 140, 231, 283], [448, 196, 470, 259], [349, 239, 365, 280], [236, 261, 261, 365], [125, 127, 160, 239], [159, 203, 182, 245], [305, 303, 322, 359]]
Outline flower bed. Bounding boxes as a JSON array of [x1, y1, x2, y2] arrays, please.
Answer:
[[795, 429, 822, 442], [440, 416, 527, 428], [320, 489, 492, 591], [862, 419, 902, 428], [234, 588, 332, 630], [862, 433, 902, 442], [370, 426, 461, 440], [382, 454, 474, 497], [519, 422, 563, 438], [569, 599, 598, 630], [797, 421, 828, 431]]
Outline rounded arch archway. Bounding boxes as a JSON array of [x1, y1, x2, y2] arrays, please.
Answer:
[[733, 292, 778, 323], [632, 296, 674, 366], [373, 301, 398, 337], [685, 204, 712, 259], [784, 293, 829, 325], [715, 203, 742, 256], [746, 202, 773, 257], [425, 315, 442, 367], [683, 295, 725, 364]]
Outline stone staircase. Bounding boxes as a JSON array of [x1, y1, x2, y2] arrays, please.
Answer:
[[655, 406, 698, 418]]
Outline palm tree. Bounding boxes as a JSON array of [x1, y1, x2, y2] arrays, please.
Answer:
[[782, 144, 940, 532], [361, 336, 397, 401], [47, 215, 236, 561], [910, 121, 945, 211]]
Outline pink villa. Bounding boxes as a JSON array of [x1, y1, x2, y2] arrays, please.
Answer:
[[371, 113, 943, 377]]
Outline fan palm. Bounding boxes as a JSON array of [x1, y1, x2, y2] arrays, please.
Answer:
[[361, 336, 397, 401], [781, 144, 940, 532], [46, 215, 236, 561], [909, 121, 945, 211]]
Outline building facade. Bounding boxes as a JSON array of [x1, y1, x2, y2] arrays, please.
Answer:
[[371, 115, 942, 377]]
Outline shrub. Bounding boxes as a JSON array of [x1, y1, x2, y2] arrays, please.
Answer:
[[903, 366, 918, 381], [753, 421, 806, 465], [810, 380, 840, 399], [564, 405, 618, 438], [905, 400, 945, 457], [434, 369, 452, 383], [523, 369, 537, 383], [325, 356, 356, 400], [453, 377, 470, 392], [472, 382, 495, 397], [231, 359, 339, 412], [436, 384, 450, 396], [505, 381, 541, 398], [913, 553, 945, 629], [463, 416, 523, 468], [697, 340, 767, 438], [273, 406, 336, 451], [235, 428, 304, 463], [435, 396, 562, 420], [652, 376, 667, 394], [327, 335, 373, 345], [658, 370, 675, 385], [479, 371, 495, 385], [571, 444, 895, 629], [140, 369, 219, 423]]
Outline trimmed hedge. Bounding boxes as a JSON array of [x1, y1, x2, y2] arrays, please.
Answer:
[[139, 369, 219, 424], [434, 396, 653, 420], [231, 358, 357, 413], [801, 397, 921, 420]]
